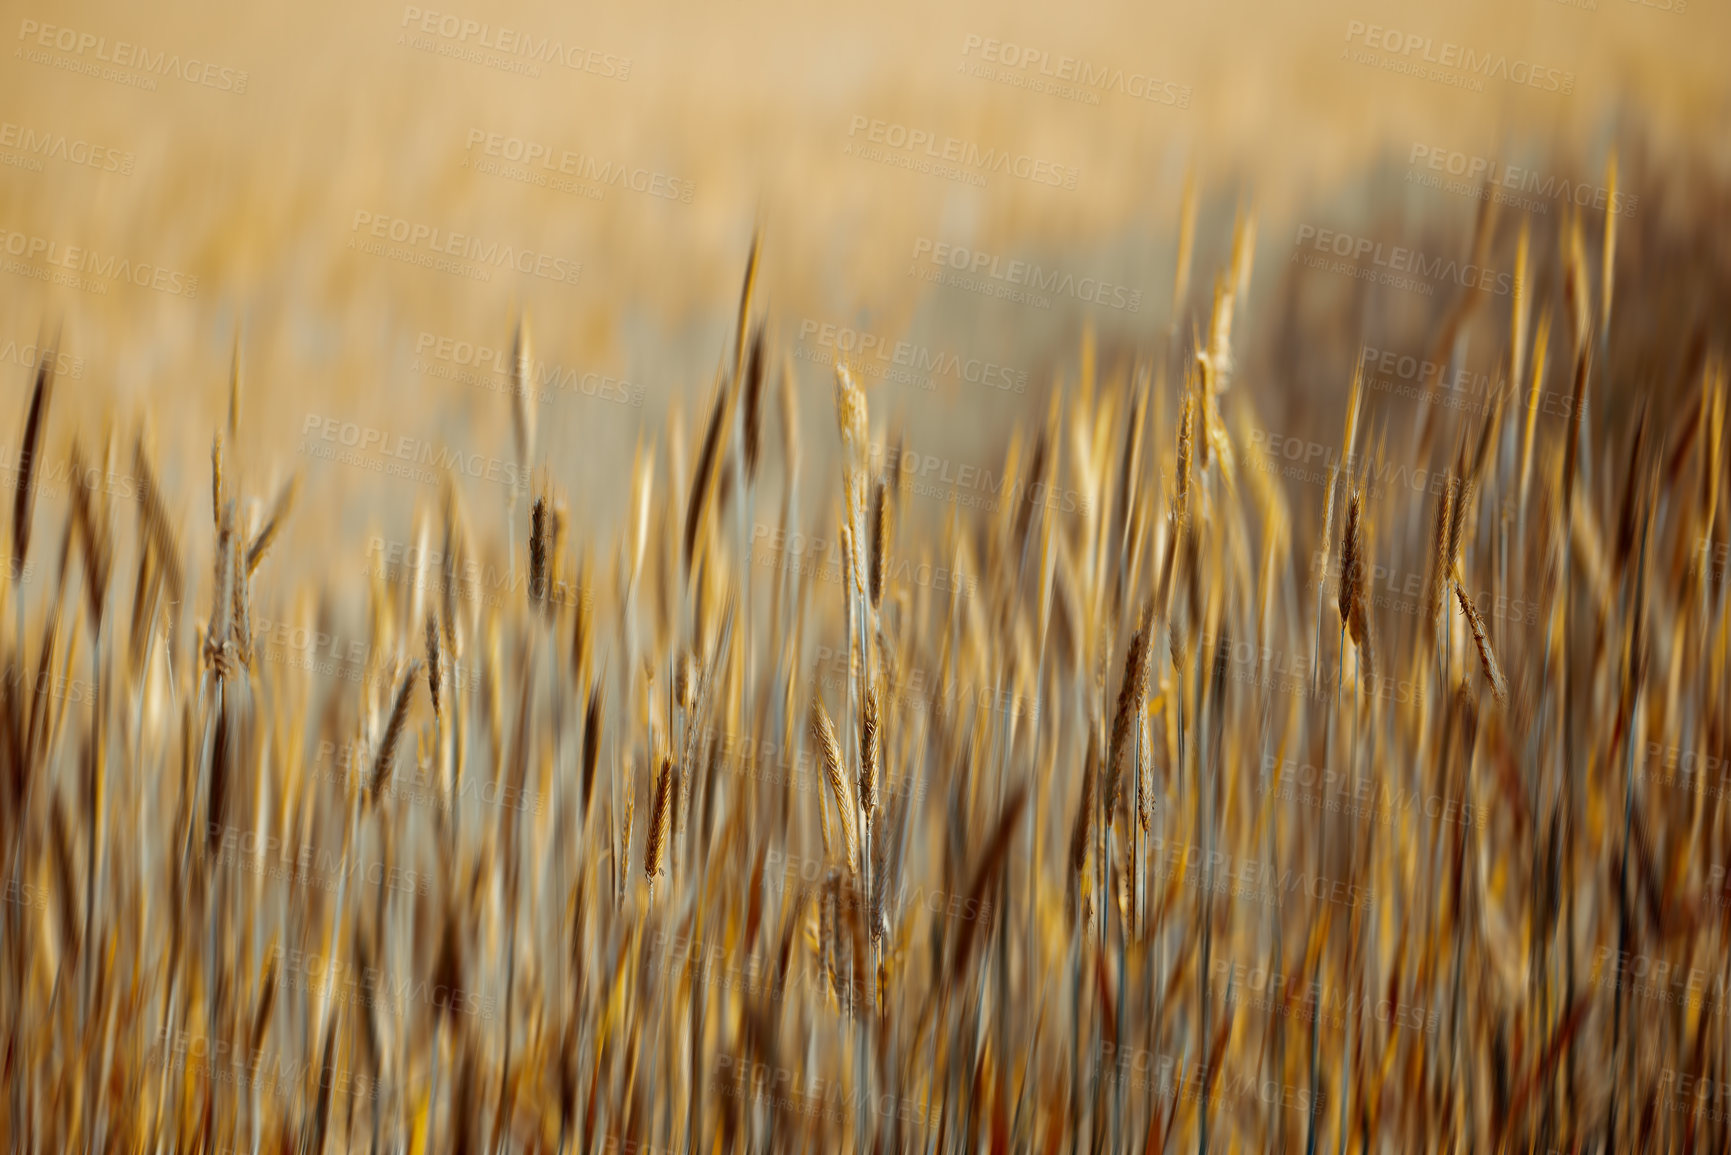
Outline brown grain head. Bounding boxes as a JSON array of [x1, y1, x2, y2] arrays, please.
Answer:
[[644, 754, 672, 882], [11, 342, 56, 580], [858, 680, 880, 821], [810, 694, 858, 875]]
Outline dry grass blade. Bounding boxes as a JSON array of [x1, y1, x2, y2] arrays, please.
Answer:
[[1175, 385, 1194, 525], [1068, 738, 1099, 918], [230, 533, 251, 667], [131, 436, 187, 603], [244, 472, 298, 576], [206, 499, 235, 665], [743, 322, 767, 482], [11, 344, 55, 578], [510, 313, 536, 480], [684, 375, 729, 573], [67, 439, 110, 628], [368, 659, 423, 799]]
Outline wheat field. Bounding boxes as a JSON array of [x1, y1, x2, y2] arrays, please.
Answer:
[[3, 1, 1731, 1152]]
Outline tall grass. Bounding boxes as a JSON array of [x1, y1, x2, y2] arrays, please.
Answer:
[[2, 147, 1729, 1153]]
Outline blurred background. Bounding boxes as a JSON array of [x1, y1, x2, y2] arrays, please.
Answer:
[[1, 0, 1726, 571]]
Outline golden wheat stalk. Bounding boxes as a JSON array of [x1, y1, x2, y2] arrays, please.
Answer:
[[230, 534, 251, 668], [644, 755, 672, 886], [1453, 581, 1508, 706], [1337, 489, 1362, 632], [1175, 385, 1194, 526], [1425, 474, 1455, 631], [529, 494, 549, 610], [858, 681, 880, 821], [1105, 611, 1149, 826], [425, 614, 442, 721], [1069, 737, 1099, 887], [67, 439, 109, 628], [368, 659, 423, 800], [811, 695, 858, 874], [869, 478, 891, 611]]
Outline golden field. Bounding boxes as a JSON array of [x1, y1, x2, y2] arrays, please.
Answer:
[[1, 0, 1730, 1150]]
